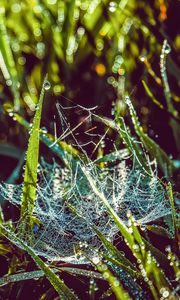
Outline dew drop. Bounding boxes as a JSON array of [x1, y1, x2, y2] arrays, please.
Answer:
[[139, 56, 146, 62], [41, 127, 48, 134], [113, 279, 120, 287], [103, 272, 109, 279], [164, 43, 171, 54], [163, 290, 169, 298], [44, 80, 51, 90], [92, 256, 100, 265], [6, 79, 12, 86]]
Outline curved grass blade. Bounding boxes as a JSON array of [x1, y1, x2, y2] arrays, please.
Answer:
[[0, 144, 22, 160], [93, 226, 140, 277], [0, 268, 103, 287], [167, 182, 177, 237], [90, 257, 131, 300], [93, 148, 130, 164], [19, 76, 47, 237], [142, 80, 164, 110], [0, 11, 20, 110], [0, 224, 79, 300], [62, 0, 76, 62]]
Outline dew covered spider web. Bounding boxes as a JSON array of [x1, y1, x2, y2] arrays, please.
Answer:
[[0, 100, 171, 263]]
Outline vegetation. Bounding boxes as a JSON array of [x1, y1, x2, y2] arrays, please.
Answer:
[[0, 1, 179, 299]]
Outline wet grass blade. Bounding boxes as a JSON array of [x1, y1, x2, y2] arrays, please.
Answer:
[[94, 149, 130, 164], [19, 76, 47, 236], [0, 11, 20, 110], [168, 182, 177, 237], [142, 80, 164, 109], [0, 268, 103, 287], [93, 226, 139, 277], [90, 258, 131, 300]]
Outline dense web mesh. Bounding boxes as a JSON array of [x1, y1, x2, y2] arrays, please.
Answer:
[[0, 159, 170, 263], [0, 102, 171, 263]]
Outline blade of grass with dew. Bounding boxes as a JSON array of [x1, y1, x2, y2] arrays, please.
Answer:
[[93, 148, 130, 164], [0, 268, 103, 287], [117, 117, 151, 174], [0, 242, 11, 255], [142, 237, 172, 270], [93, 226, 139, 277], [168, 182, 177, 237], [90, 257, 131, 300], [102, 253, 140, 278], [19, 76, 47, 237], [62, 0, 76, 62], [125, 96, 174, 177], [146, 225, 171, 238], [129, 215, 173, 298], [0, 224, 79, 300], [142, 80, 164, 110], [160, 40, 179, 120], [56, 267, 103, 280], [0, 11, 20, 110], [142, 80, 180, 124]]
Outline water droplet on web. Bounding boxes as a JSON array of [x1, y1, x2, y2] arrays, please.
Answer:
[[160, 288, 169, 298], [44, 80, 51, 90], [164, 43, 171, 54], [92, 256, 100, 265]]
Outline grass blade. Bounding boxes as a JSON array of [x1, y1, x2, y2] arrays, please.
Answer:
[[19, 76, 47, 237], [90, 257, 131, 300], [0, 11, 20, 110], [0, 268, 103, 287], [168, 182, 177, 237], [93, 226, 139, 277]]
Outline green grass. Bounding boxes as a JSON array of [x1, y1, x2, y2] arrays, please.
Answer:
[[0, 1, 179, 299]]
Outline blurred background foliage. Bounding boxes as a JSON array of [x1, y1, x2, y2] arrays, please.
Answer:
[[0, 0, 180, 182]]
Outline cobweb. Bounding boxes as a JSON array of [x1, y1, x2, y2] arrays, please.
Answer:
[[0, 101, 171, 263]]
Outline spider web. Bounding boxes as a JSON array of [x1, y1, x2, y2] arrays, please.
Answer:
[[0, 101, 171, 263]]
